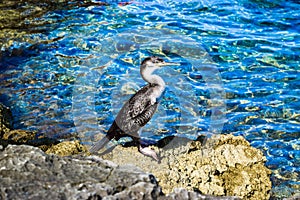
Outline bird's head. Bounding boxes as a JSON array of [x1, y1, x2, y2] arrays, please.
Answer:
[[140, 56, 177, 73]]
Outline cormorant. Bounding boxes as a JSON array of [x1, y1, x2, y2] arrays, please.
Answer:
[[90, 56, 177, 161]]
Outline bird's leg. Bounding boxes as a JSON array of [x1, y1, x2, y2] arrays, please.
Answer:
[[135, 137, 159, 162], [138, 145, 159, 162]]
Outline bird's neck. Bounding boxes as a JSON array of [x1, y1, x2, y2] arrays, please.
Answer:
[[142, 74, 165, 89]]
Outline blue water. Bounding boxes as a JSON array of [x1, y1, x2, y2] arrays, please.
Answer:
[[0, 0, 299, 197]]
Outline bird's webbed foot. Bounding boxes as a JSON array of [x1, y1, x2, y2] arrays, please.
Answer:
[[138, 144, 160, 163]]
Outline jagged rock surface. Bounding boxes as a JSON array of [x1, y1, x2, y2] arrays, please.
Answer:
[[0, 144, 161, 200], [101, 135, 272, 200], [0, 144, 241, 200]]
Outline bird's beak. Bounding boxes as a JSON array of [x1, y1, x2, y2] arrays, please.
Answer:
[[158, 61, 180, 67]]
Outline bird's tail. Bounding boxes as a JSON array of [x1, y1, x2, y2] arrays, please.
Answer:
[[89, 136, 111, 154], [90, 121, 120, 154]]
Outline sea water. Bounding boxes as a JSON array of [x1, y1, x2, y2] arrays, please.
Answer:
[[0, 0, 299, 197]]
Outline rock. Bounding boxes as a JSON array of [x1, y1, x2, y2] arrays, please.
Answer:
[[0, 103, 12, 136], [1, 128, 59, 151], [0, 144, 161, 200], [0, 103, 59, 150], [2, 129, 36, 143], [283, 193, 300, 200], [158, 188, 240, 200], [271, 185, 300, 200], [101, 134, 272, 200], [0, 144, 241, 200], [45, 140, 88, 156], [0, 103, 272, 199]]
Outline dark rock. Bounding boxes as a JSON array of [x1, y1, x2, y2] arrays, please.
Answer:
[[0, 103, 12, 136], [1, 128, 59, 151], [2, 129, 36, 143], [0, 103, 59, 150]]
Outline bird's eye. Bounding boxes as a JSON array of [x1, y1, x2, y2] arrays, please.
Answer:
[[155, 58, 164, 63]]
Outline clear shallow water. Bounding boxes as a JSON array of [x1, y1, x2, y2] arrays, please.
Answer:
[[0, 0, 299, 197]]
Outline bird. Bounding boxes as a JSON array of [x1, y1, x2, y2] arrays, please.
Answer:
[[90, 56, 178, 162]]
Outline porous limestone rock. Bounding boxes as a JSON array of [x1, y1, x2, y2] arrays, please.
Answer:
[[101, 134, 272, 200], [45, 140, 88, 156]]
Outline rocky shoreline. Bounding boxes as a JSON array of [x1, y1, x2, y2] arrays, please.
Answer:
[[0, 103, 277, 199]]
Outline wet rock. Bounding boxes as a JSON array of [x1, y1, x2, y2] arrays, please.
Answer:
[[271, 185, 300, 200], [2, 129, 36, 143], [0, 103, 59, 150], [1, 128, 59, 151], [283, 193, 300, 200], [101, 134, 272, 200], [0, 103, 12, 136], [0, 144, 162, 200]]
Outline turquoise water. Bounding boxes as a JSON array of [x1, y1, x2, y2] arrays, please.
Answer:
[[0, 0, 299, 197]]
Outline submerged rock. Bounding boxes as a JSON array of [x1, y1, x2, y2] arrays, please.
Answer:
[[1, 128, 59, 151], [0, 103, 59, 150]]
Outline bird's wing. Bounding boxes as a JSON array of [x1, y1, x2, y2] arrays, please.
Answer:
[[114, 85, 158, 134], [128, 85, 154, 119], [133, 102, 158, 127]]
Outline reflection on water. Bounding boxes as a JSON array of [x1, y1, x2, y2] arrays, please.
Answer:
[[0, 0, 299, 197]]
